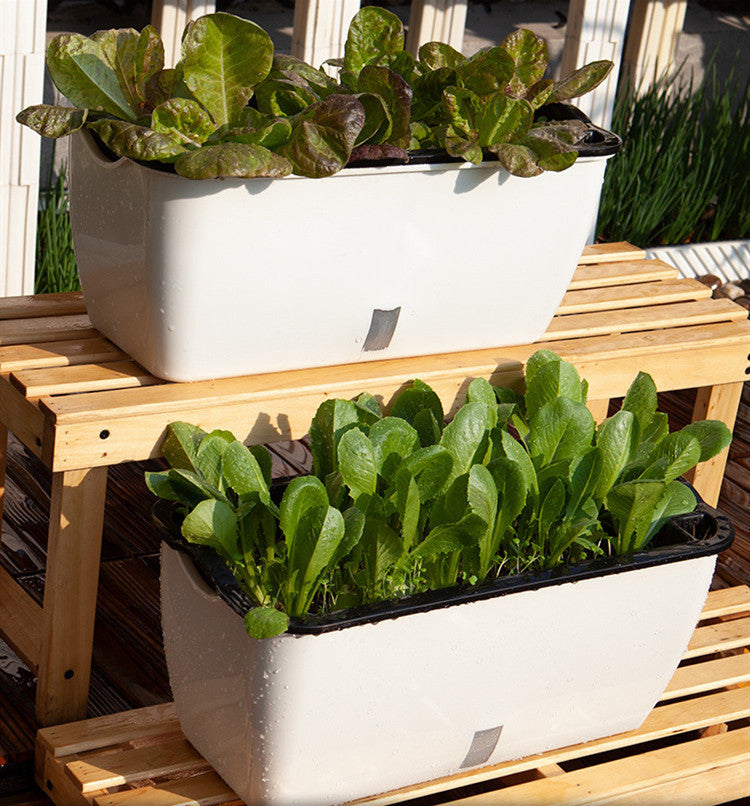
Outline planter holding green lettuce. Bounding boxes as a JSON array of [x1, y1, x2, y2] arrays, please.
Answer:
[[151, 351, 733, 806], [18, 9, 620, 382]]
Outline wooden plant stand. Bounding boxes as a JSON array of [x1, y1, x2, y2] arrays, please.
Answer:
[[34, 586, 750, 805], [0, 242, 748, 729]]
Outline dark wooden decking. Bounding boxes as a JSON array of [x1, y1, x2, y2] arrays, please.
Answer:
[[0, 386, 747, 801]]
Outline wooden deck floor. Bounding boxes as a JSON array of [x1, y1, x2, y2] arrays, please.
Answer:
[[0, 386, 747, 801]]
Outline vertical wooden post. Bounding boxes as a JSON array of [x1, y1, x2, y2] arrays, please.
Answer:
[[1, 0, 48, 297], [35, 467, 109, 726], [560, 0, 633, 130], [151, 0, 216, 68], [406, 0, 468, 56], [686, 383, 743, 508], [291, 0, 361, 69], [587, 399, 611, 425], [621, 0, 688, 92]]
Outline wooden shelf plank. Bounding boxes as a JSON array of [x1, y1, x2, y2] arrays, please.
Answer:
[[0, 292, 86, 321], [662, 653, 750, 700], [579, 243, 647, 264], [546, 298, 746, 340], [684, 617, 750, 659], [65, 739, 210, 794], [0, 337, 124, 373], [0, 315, 96, 346], [700, 585, 750, 619], [92, 771, 240, 806], [568, 259, 677, 290], [557, 278, 711, 315], [38, 702, 179, 759], [447, 727, 750, 805], [11, 360, 161, 397]]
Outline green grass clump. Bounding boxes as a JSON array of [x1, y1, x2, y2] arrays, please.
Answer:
[[35, 163, 80, 294], [597, 66, 749, 247]]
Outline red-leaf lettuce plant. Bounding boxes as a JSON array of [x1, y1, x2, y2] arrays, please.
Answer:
[[146, 351, 731, 638], [18, 8, 612, 179]]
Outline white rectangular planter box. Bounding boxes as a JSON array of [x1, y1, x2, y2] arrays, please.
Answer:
[[159, 503, 731, 806], [70, 129, 616, 382]]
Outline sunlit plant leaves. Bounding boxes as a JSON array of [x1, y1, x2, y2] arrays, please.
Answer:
[[175, 142, 292, 179]]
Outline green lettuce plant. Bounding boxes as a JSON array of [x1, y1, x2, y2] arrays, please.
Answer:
[[18, 8, 612, 179], [146, 351, 731, 639]]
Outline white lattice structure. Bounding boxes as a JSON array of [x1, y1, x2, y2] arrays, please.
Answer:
[[1, 0, 47, 296], [561, 0, 633, 130], [621, 0, 688, 91]]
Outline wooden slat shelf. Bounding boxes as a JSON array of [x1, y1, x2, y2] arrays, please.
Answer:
[[35, 586, 750, 806], [0, 244, 748, 729]]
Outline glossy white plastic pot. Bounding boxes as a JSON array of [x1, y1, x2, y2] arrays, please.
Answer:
[[70, 124, 617, 382], [159, 504, 731, 806]]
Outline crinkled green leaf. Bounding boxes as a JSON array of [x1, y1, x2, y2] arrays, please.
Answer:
[[271, 54, 338, 96], [280, 475, 329, 549], [457, 46, 514, 98], [525, 78, 553, 109], [221, 440, 272, 505], [499, 430, 538, 494], [444, 131, 483, 164], [220, 113, 292, 150], [605, 480, 671, 553], [175, 142, 292, 179], [16, 105, 88, 138], [410, 523, 465, 560], [46, 33, 137, 121], [182, 498, 239, 561], [477, 93, 533, 146], [338, 428, 378, 498], [678, 421, 732, 463], [500, 29, 548, 97], [491, 142, 543, 177], [538, 478, 565, 539], [418, 41, 465, 70], [353, 92, 392, 146], [525, 356, 585, 420], [93, 26, 165, 117], [182, 13, 273, 126], [162, 421, 207, 472], [411, 67, 458, 124], [280, 94, 365, 177], [440, 402, 496, 481], [144, 67, 179, 109], [88, 118, 187, 161], [639, 481, 696, 548], [357, 65, 412, 146], [343, 7, 404, 77], [397, 445, 453, 501], [292, 505, 346, 615], [244, 606, 289, 638], [152, 98, 215, 146], [195, 430, 234, 489], [622, 371, 658, 440], [255, 76, 321, 117], [549, 60, 613, 103], [641, 432, 701, 482], [144, 470, 180, 501], [520, 131, 577, 172], [529, 398, 595, 466], [594, 410, 636, 501], [443, 87, 482, 139], [390, 379, 444, 427], [309, 399, 362, 479], [368, 417, 419, 478]]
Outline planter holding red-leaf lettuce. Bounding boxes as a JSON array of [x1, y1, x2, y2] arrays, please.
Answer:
[[149, 352, 733, 805], [18, 9, 621, 381]]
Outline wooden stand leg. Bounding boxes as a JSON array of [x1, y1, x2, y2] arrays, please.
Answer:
[[587, 399, 611, 424], [686, 382, 743, 508], [35, 467, 109, 726]]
